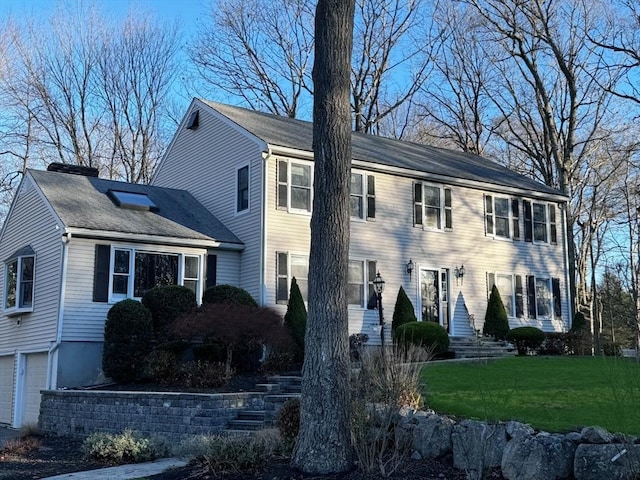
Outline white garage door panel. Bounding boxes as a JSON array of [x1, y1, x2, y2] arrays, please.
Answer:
[[23, 353, 48, 427], [0, 356, 14, 424]]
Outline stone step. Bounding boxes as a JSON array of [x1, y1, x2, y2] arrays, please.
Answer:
[[226, 419, 265, 431], [236, 410, 266, 421]]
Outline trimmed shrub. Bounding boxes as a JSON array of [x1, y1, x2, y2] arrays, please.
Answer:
[[570, 311, 588, 332], [284, 277, 306, 356], [539, 332, 569, 355], [202, 284, 258, 307], [603, 341, 622, 357], [392, 286, 417, 332], [82, 429, 169, 464], [143, 350, 179, 384], [393, 321, 449, 354], [102, 300, 153, 383], [141, 285, 196, 339], [349, 333, 369, 361], [506, 326, 545, 355], [180, 360, 231, 388], [277, 398, 300, 445], [483, 285, 510, 340]]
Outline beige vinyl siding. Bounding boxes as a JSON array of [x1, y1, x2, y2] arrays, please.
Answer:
[[216, 250, 241, 286], [62, 237, 208, 341], [153, 101, 262, 302], [264, 158, 570, 339], [0, 355, 15, 424], [0, 178, 63, 352]]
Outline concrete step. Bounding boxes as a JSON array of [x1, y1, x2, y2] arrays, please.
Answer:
[[237, 410, 266, 421], [226, 419, 265, 431]]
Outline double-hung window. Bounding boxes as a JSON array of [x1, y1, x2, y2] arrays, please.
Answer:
[[277, 159, 313, 213], [487, 272, 524, 318], [276, 252, 309, 303], [350, 172, 376, 220], [414, 183, 452, 230], [347, 259, 377, 308], [485, 196, 519, 239], [526, 275, 562, 319], [4, 246, 35, 313], [236, 165, 249, 213], [523, 201, 557, 245]]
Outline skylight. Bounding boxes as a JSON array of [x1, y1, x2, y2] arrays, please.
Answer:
[[108, 190, 158, 211]]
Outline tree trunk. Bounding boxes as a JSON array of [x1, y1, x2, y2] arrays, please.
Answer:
[[291, 0, 355, 474]]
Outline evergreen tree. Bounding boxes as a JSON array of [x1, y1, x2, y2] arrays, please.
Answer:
[[284, 277, 307, 353], [392, 286, 417, 332], [483, 285, 510, 340]]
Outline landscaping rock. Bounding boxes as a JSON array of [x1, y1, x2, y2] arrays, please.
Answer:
[[580, 426, 614, 444], [566, 431, 582, 443], [502, 432, 575, 480], [574, 443, 640, 480], [505, 420, 535, 439], [412, 414, 455, 459], [452, 420, 507, 480]]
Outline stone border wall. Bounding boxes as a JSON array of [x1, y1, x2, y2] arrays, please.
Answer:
[[39, 390, 265, 440], [401, 408, 640, 480]]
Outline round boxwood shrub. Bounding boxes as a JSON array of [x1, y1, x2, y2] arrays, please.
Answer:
[[392, 286, 417, 332], [202, 284, 258, 307], [102, 299, 154, 383], [393, 321, 450, 354], [141, 285, 196, 338], [483, 285, 510, 340], [506, 326, 545, 355]]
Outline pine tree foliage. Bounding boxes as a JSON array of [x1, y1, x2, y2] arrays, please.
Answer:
[[483, 285, 510, 340], [392, 286, 417, 332], [285, 277, 307, 352]]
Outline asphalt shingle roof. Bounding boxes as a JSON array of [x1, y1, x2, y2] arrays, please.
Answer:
[[204, 100, 563, 198], [29, 169, 242, 245]]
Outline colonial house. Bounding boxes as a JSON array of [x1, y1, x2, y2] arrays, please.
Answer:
[[0, 99, 571, 428]]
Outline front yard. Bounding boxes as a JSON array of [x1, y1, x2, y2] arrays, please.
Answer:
[[422, 356, 640, 435]]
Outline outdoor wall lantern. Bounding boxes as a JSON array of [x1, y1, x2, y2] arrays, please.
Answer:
[[372, 272, 386, 357], [454, 264, 465, 285], [406, 259, 414, 281]]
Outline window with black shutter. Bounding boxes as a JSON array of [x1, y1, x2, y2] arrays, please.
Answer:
[[515, 275, 524, 318], [93, 244, 111, 302], [523, 201, 533, 242], [526, 275, 536, 318], [552, 278, 562, 318]]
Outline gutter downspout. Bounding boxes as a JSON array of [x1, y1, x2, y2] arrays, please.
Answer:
[[47, 232, 70, 390], [260, 147, 273, 306]]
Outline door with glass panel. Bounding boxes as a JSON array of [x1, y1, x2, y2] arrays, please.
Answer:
[[419, 268, 449, 332]]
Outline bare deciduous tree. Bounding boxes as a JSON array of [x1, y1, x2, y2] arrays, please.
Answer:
[[291, 0, 355, 474]]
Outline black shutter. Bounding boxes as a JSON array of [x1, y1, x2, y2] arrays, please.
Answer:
[[527, 275, 536, 318], [552, 278, 562, 318], [414, 183, 423, 226], [444, 188, 452, 229], [367, 175, 376, 220], [515, 275, 524, 318], [485, 195, 493, 235], [523, 200, 533, 242], [206, 254, 217, 290], [93, 244, 110, 302], [512, 199, 520, 240], [550, 205, 557, 245]]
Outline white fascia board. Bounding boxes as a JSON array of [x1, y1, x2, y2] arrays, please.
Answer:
[[64, 227, 245, 250]]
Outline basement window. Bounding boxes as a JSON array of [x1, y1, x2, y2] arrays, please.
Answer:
[[108, 190, 157, 211]]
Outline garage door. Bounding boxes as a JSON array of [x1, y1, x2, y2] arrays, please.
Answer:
[[0, 356, 14, 424], [22, 353, 48, 427]]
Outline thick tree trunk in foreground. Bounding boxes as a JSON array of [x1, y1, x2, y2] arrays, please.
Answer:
[[291, 0, 355, 474]]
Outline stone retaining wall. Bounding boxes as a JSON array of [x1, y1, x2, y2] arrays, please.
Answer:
[[400, 408, 640, 480], [39, 390, 265, 440]]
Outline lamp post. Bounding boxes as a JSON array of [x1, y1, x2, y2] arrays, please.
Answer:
[[372, 272, 386, 357]]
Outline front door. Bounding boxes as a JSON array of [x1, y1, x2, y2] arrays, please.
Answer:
[[419, 268, 449, 332]]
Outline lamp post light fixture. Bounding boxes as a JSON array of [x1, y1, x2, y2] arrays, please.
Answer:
[[406, 259, 414, 281], [454, 264, 465, 286], [372, 272, 386, 356]]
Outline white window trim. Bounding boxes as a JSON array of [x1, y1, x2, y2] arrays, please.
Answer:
[[350, 170, 367, 221], [416, 182, 447, 232], [276, 251, 309, 304], [532, 202, 549, 244], [486, 195, 517, 241], [4, 254, 35, 315], [347, 258, 377, 309], [107, 245, 204, 303], [535, 276, 553, 319], [235, 164, 250, 215], [495, 273, 515, 318], [279, 158, 314, 215]]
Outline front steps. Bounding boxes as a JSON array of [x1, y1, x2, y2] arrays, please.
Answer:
[[224, 374, 301, 435], [449, 336, 516, 359]]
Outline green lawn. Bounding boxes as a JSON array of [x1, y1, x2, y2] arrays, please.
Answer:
[[421, 356, 640, 435]]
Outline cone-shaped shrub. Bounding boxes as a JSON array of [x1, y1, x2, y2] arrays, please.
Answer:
[[284, 277, 307, 354], [202, 284, 258, 307], [102, 299, 153, 383], [483, 285, 510, 340], [392, 286, 417, 332]]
